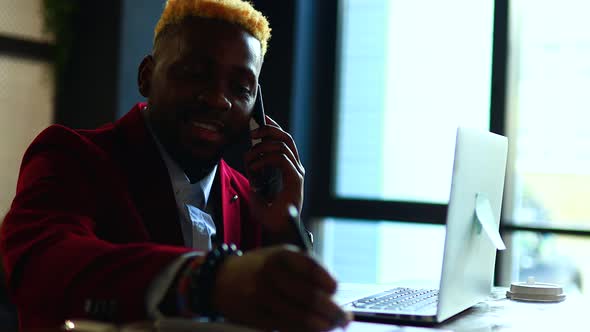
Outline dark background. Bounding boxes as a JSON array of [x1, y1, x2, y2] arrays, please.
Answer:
[[52, 0, 333, 221], [55, 1, 298, 140]]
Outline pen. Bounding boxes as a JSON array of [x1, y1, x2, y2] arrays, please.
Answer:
[[287, 205, 351, 328], [287, 204, 312, 252]]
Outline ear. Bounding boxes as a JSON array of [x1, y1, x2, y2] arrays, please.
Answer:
[[138, 55, 155, 97]]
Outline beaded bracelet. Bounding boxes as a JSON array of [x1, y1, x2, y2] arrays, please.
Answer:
[[176, 243, 243, 319]]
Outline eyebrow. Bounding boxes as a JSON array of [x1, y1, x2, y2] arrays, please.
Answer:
[[231, 66, 257, 84]]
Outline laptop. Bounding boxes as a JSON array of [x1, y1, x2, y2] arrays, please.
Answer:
[[341, 127, 508, 325]]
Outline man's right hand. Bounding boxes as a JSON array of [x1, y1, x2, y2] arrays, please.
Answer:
[[213, 245, 351, 331]]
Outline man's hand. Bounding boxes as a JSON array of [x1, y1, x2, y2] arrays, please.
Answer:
[[245, 116, 305, 240], [212, 246, 351, 331]]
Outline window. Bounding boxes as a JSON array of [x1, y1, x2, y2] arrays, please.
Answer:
[[0, 0, 52, 42], [316, 0, 496, 283], [0, 0, 54, 218], [335, 0, 494, 203], [0, 56, 53, 217], [319, 219, 445, 284], [306, 0, 590, 291], [502, 0, 590, 292]]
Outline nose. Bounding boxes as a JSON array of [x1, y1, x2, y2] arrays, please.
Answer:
[[197, 90, 232, 112]]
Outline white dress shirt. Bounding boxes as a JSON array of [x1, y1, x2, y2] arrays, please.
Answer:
[[142, 107, 219, 318], [159, 142, 218, 251]]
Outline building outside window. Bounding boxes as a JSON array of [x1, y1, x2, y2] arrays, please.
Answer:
[[0, 0, 54, 219], [317, 0, 590, 294]]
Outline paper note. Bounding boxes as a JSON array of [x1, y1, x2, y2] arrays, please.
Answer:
[[475, 193, 506, 250]]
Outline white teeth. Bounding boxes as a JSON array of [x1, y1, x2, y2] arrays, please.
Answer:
[[192, 121, 218, 131]]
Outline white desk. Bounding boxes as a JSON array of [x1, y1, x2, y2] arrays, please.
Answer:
[[336, 283, 590, 331], [63, 284, 589, 332]]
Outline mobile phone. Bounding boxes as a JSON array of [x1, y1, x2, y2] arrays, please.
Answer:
[[249, 84, 266, 146], [249, 85, 283, 200]]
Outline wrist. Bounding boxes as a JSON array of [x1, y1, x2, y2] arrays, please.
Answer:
[[158, 258, 194, 316], [210, 254, 239, 313], [176, 244, 243, 319]]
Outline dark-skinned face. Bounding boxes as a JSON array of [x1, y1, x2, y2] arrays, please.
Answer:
[[138, 17, 262, 180]]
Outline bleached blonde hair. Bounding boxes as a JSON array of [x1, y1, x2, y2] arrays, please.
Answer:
[[154, 0, 271, 56]]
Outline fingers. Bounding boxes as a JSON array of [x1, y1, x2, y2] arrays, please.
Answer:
[[255, 248, 347, 331], [244, 144, 304, 200], [247, 289, 333, 331], [245, 144, 304, 181], [250, 120, 302, 164], [247, 119, 305, 207], [268, 247, 338, 294], [262, 263, 345, 325], [214, 247, 351, 331], [255, 288, 336, 332]]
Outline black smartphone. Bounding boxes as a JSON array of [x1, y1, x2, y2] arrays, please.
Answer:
[[249, 84, 266, 146], [249, 84, 283, 200]]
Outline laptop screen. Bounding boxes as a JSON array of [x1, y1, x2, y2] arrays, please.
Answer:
[[436, 127, 508, 321]]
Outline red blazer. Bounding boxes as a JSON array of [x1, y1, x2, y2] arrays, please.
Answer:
[[0, 103, 262, 328]]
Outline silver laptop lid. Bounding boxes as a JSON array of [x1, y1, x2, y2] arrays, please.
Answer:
[[436, 127, 508, 322]]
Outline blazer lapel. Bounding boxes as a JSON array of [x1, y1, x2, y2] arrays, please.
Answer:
[[113, 103, 184, 246], [218, 161, 242, 248]]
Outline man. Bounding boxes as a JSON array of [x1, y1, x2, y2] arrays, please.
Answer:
[[0, 0, 350, 330]]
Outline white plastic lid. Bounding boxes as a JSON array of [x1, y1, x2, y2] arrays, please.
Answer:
[[506, 277, 566, 302]]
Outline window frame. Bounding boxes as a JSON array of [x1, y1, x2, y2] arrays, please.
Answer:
[[303, 0, 507, 224], [296, 0, 590, 285], [0, 34, 52, 61]]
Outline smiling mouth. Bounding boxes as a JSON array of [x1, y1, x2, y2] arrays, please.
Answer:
[[187, 119, 225, 144], [191, 120, 223, 132]]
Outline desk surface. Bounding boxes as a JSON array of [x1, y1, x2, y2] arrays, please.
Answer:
[[440, 288, 588, 331], [57, 283, 589, 332], [336, 283, 590, 332]]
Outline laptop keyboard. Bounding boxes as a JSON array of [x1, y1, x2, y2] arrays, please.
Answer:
[[352, 287, 438, 312]]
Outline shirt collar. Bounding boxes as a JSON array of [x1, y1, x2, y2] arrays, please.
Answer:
[[141, 107, 217, 207]]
